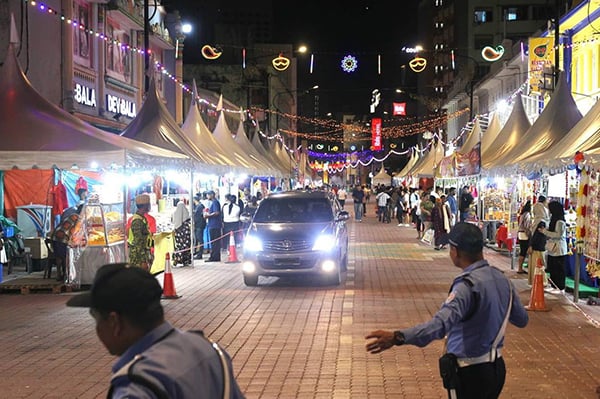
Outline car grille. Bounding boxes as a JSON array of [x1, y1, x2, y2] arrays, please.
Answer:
[[259, 257, 317, 270], [263, 239, 311, 252]]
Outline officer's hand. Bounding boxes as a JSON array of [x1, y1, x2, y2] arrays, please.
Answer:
[[365, 330, 395, 354]]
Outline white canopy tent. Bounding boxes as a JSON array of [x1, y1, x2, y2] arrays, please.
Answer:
[[488, 72, 582, 173], [519, 91, 600, 172], [409, 140, 446, 177], [481, 93, 531, 170], [0, 42, 188, 170], [120, 78, 220, 170], [372, 168, 392, 186], [180, 82, 243, 174], [213, 107, 264, 174], [233, 118, 282, 176], [479, 112, 502, 156]]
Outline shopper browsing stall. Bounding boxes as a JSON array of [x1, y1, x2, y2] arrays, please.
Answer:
[[204, 191, 222, 262], [540, 201, 568, 292], [172, 200, 191, 267]]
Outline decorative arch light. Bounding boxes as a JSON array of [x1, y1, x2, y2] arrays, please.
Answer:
[[409, 56, 427, 73], [272, 54, 291, 71], [201, 45, 223, 60], [481, 45, 504, 62]]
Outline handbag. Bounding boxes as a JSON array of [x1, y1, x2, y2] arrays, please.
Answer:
[[422, 228, 435, 245]]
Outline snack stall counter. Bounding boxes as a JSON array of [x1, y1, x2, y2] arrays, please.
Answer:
[[67, 202, 125, 286]]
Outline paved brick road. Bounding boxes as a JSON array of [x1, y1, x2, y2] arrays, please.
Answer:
[[1, 213, 600, 398]]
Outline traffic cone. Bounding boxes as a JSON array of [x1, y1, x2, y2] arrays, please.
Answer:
[[162, 252, 180, 299], [225, 231, 240, 263], [525, 258, 550, 312]]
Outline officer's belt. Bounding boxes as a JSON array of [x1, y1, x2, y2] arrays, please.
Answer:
[[456, 348, 502, 368]]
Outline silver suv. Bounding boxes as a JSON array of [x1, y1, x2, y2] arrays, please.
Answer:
[[240, 190, 350, 286]]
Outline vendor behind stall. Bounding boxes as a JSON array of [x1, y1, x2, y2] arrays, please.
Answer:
[[128, 194, 153, 271], [51, 203, 83, 281]]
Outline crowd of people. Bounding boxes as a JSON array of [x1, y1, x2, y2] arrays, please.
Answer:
[[332, 184, 471, 251], [62, 180, 574, 398]]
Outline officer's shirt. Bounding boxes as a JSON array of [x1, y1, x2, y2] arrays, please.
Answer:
[[402, 260, 528, 358], [110, 321, 245, 398]]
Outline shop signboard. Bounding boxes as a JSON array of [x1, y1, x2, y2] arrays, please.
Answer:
[[528, 37, 555, 94]]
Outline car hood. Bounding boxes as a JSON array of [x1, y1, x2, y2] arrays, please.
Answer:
[[248, 222, 332, 240]]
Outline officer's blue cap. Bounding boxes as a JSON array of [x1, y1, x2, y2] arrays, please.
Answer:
[[66, 263, 162, 312], [447, 222, 484, 253]]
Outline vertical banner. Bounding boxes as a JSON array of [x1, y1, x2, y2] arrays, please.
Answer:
[[529, 37, 555, 93], [371, 117, 382, 151]]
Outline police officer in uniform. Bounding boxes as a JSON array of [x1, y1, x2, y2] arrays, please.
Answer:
[[66, 263, 245, 399], [366, 222, 529, 399]]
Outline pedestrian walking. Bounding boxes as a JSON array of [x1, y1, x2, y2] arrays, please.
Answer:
[[516, 200, 532, 274], [351, 185, 364, 222], [337, 186, 347, 208], [366, 222, 529, 399], [66, 263, 245, 398]]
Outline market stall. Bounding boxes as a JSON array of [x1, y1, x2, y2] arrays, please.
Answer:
[[0, 42, 190, 286]]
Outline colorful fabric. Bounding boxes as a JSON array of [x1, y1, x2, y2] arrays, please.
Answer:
[[51, 181, 69, 216]]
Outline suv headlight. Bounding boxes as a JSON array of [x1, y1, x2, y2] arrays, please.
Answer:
[[312, 234, 336, 251], [244, 235, 263, 252]]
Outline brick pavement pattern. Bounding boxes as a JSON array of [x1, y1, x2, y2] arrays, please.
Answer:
[[2, 213, 600, 398]]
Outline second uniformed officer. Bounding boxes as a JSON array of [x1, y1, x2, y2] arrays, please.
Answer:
[[365, 222, 529, 399]]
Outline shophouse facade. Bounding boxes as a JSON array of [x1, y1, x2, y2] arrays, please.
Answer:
[[0, 0, 184, 135]]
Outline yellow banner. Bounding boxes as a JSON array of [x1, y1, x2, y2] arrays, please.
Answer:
[[529, 37, 555, 93]]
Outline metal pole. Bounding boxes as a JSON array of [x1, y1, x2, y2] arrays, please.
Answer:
[[554, 0, 561, 85], [144, 0, 150, 93], [574, 244, 581, 301], [469, 80, 474, 120]]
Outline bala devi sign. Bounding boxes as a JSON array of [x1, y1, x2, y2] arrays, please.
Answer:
[[74, 83, 97, 108], [106, 94, 137, 118], [73, 83, 137, 119]]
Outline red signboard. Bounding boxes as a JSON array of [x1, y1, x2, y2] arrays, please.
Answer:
[[393, 102, 406, 116], [371, 118, 382, 151]]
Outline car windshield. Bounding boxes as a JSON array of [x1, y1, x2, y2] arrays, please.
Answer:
[[253, 198, 333, 223]]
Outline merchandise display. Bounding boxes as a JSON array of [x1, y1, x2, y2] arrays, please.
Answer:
[[66, 202, 126, 286]]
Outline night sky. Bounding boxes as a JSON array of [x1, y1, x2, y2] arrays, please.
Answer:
[[166, 1, 420, 115]]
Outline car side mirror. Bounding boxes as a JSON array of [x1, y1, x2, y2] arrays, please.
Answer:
[[336, 211, 350, 221]]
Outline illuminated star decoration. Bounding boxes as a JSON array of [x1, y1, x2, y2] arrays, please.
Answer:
[[341, 55, 358, 73]]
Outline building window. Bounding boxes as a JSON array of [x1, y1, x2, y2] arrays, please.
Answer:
[[531, 6, 553, 20], [474, 8, 493, 23], [474, 35, 494, 51], [503, 6, 528, 21]]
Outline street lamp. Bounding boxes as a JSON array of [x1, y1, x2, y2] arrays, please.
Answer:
[[445, 50, 483, 120], [272, 85, 319, 133]]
